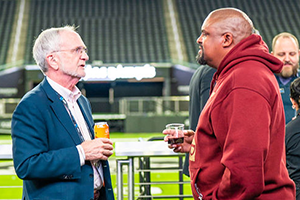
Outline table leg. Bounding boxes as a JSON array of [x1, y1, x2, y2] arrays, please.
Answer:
[[116, 158, 135, 200]]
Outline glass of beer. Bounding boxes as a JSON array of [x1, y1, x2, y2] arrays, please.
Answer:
[[94, 122, 110, 139], [166, 123, 184, 145]]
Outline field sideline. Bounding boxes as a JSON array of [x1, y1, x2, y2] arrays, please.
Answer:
[[0, 133, 193, 200]]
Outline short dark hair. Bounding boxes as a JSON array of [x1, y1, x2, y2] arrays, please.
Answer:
[[290, 77, 300, 107]]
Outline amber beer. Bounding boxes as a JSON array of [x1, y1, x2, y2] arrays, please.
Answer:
[[94, 122, 110, 139]]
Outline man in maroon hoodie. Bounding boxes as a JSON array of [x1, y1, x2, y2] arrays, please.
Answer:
[[164, 8, 295, 199]]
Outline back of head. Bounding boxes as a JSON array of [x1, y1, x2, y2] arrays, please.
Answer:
[[33, 25, 77, 73], [290, 77, 300, 104], [206, 8, 254, 44]]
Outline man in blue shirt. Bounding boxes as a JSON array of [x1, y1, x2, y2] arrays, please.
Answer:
[[272, 32, 300, 123]]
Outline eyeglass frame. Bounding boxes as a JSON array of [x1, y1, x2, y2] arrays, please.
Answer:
[[52, 46, 88, 55]]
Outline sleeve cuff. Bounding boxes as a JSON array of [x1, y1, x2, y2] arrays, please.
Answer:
[[76, 145, 86, 166]]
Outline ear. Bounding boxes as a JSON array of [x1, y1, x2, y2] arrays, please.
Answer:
[[46, 54, 59, 70], [290, 98, 298, 110], [290, 97, 295, 105], [222, 33, 233, 47]]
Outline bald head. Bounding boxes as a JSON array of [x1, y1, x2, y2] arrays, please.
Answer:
[[203, 8, 254, 44], [196, 8, 255, 68]]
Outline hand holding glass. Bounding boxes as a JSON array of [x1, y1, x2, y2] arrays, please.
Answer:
[[166, 123, 184, 145]]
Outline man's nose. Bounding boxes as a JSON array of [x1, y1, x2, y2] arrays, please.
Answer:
[[284, 54, 291, 62], [81, 51, 89, 61], [196, 35, 202, 44]]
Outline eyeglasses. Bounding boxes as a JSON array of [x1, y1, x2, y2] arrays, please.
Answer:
[[52, 46, 88, 55]]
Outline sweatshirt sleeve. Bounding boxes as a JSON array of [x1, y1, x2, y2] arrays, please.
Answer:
[[211, 88, 270, 199]]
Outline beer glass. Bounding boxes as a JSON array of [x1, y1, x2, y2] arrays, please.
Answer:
[[165, 123, 184, 145]]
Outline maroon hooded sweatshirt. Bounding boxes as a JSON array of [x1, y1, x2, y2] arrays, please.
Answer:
[[189, 34, 295, 199]]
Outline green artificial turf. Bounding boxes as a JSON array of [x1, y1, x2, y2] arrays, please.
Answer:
[[0, 175, 22, 199]]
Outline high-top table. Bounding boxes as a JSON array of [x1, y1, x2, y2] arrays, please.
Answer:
[[115, 141, 191, 200], [0, 144, 12, 159]]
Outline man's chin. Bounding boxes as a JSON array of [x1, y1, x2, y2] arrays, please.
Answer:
[[74, 70, 86, 78], [280, 71, 294, 78], [196, 55, 207, 65], [76, 73, 86, 79]]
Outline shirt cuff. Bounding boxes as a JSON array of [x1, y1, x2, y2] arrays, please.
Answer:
[[76, 145, 86, 166]]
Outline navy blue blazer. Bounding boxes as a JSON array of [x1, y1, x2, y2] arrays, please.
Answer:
[[11, 78, 115, 200]]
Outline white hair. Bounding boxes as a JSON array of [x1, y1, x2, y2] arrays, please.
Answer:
[[32, 25, 77, 73]]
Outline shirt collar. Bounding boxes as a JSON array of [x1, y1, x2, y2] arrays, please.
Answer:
[[46, 76, 81, 103], [278, 76, 293, 85]]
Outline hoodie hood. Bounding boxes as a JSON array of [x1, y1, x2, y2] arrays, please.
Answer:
[[210, 34, 283, 93]]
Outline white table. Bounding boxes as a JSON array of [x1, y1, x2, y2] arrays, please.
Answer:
[[0, 144, 12, 159], [115, 141, 180, 157]]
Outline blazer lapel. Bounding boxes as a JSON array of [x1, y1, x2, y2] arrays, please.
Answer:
[[41, 78, 82, 145], [77, 97, 95, 139], [51, 100, 82, 144]]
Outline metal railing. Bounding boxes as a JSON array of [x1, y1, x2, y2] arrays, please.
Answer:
[[0, 99, 20, 134], [0, 98, 20, 118], [119, 96, 189, 116], [0, 96, 190, 117]]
